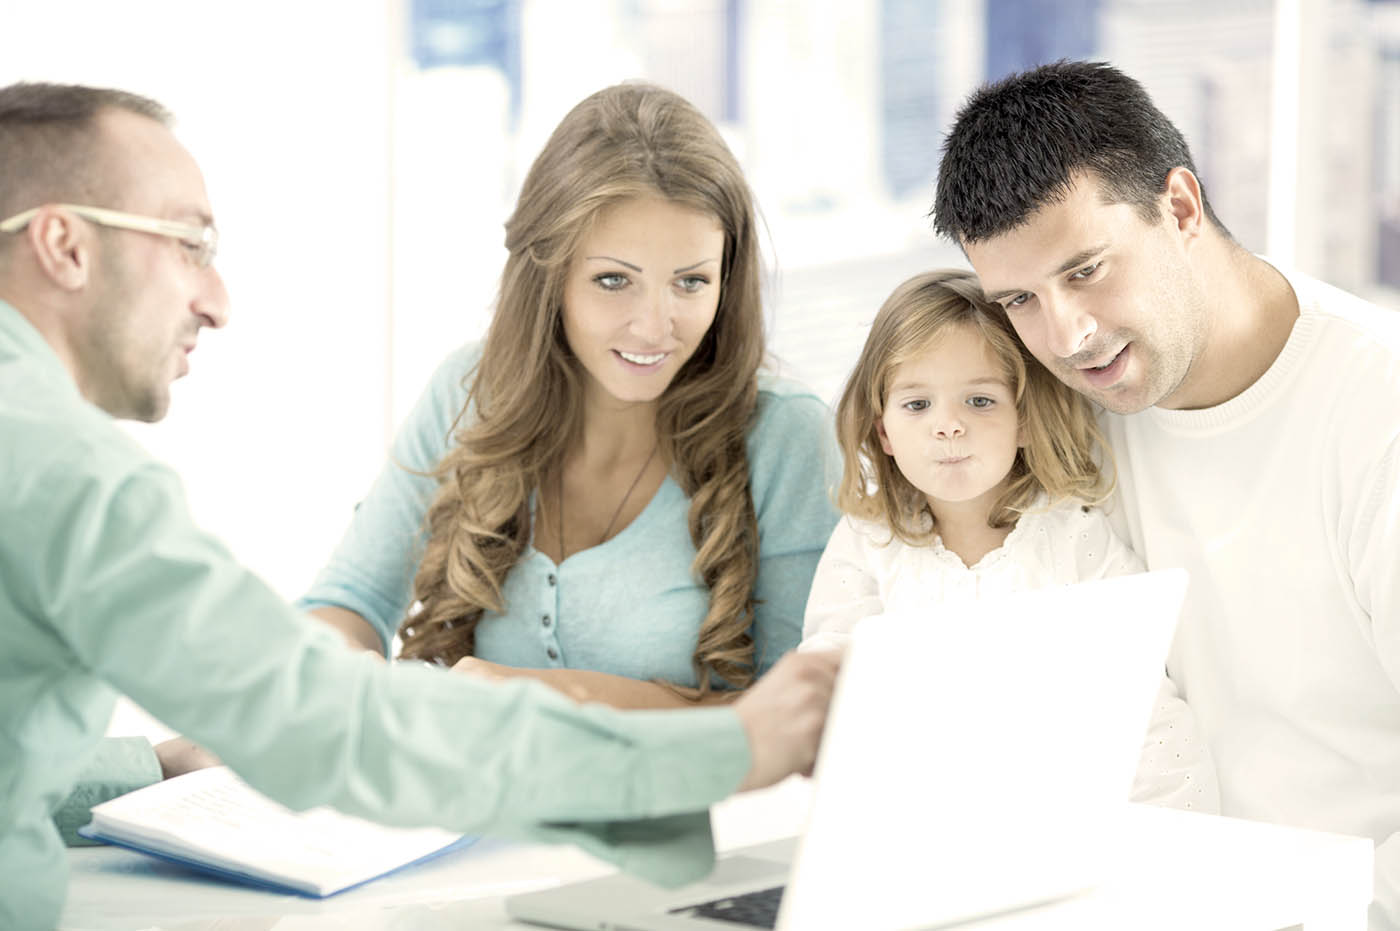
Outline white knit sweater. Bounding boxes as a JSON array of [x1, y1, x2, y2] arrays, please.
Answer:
[[1103, 265, 1400, 927]]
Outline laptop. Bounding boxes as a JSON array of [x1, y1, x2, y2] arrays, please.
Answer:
[[507, 569, 1187, 931]]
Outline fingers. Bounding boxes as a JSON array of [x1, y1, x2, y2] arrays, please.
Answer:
[[787, 655, 839, 772], [733, 650, 843, 792], [153, 737, 221, 780], [765, 649, 841, 693]]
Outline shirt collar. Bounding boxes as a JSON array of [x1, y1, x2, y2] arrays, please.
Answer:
[[0, 297, 84, 397]]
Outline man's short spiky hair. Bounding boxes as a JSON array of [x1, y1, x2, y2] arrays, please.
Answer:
[[932, 60, 1223, 245]]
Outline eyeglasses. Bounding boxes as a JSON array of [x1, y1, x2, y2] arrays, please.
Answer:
[[0, 203, 219, 269]]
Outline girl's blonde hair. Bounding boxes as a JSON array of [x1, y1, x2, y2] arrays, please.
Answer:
[[398, 83, 766, 694], [835, 269, 1110, 545]]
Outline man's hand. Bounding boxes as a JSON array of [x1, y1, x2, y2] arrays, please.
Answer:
[[732, 650, 842, 792], [154, 737, 220, 780]]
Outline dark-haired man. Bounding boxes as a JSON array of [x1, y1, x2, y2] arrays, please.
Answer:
[[934, 60, 1400, 928], [0, 81, 839, 929]]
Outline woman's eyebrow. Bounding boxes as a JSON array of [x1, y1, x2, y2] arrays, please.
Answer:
[[674, 257, 720, 274], [584, 255, 643, 272]]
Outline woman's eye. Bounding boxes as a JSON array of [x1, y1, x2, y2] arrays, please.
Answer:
[[676, 275, 710, 294], [594, 273, 628, 291]]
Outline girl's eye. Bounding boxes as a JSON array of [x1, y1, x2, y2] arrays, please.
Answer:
[[676, 275, 711, 294], [1069, 262, 1100, 281], [594, 273, 628, 291], [967, 396, 995, 410], [901, 399, 929, 412]]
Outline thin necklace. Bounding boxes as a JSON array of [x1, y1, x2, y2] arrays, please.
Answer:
[[556, 443, 659, 560]]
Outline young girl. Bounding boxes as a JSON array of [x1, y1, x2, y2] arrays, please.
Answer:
[[802, 269, 1217, 811]]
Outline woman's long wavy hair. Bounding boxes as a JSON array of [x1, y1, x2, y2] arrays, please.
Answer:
[[835, 269, 1111, 546], [398, 83, 766, 693]]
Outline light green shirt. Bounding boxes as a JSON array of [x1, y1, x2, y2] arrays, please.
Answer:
[[0, 300, 749, 929], [50, 737, 161, 847]]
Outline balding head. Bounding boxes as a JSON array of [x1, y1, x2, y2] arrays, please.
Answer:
[[0, 83, 172, 255]]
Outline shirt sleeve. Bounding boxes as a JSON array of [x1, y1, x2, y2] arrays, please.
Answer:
[[50, 737, 161, 846], [799, 518, 885, 654], [1129, 676, 1220, 813], [1073, 503, 1146, 579], [296, 344, 481, 653], [746, 389, 843, 673], [32, 451, 750, 882], [1352, 435, 1400, 690], [1347, 435, 1400, 924]]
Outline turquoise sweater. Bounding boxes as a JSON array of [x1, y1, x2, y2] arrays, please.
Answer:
[[299, 342, 841, 684]]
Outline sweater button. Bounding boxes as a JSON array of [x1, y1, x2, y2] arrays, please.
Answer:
[[547, 647, 559, 660], [541, 614, 552, 627]]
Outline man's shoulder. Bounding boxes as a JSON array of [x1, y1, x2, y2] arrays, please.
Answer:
[[1296, 283, 1400, 440], [0, 401, 172, 564], [1293, 273, 1400, 363], [1, 387, 149, 480]]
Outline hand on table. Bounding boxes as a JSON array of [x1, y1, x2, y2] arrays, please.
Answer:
[[154, 737, 221, 780]]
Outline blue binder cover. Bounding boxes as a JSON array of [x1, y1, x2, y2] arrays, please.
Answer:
[[77, 823, 477, 898]]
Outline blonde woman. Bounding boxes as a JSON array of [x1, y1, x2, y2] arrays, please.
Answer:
[[800, 269, 1218, 811], [300, 83, 839, 707]]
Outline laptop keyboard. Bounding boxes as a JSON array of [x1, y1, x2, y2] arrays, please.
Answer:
[[668, 885, 786, 928]]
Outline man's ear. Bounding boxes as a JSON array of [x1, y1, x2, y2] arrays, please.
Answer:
[[1162, 167, 1205, 244], [26, 208, 93, 292]]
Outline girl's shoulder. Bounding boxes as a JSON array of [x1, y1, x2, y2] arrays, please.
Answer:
[[833, 512, 918, 554], [1028, 495, 1113, 529], [1007, 494, 1114, 553], [1015, 496, 1143, 577]]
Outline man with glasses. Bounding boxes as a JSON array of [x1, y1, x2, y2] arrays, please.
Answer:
[[0, 81, 840, 929]]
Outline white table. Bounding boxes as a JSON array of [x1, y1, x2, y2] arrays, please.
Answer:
[[60, 776, 1374, 931]]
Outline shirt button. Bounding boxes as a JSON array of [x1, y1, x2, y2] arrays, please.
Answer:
[[547, 573, 556, 586], [541, 614, 551, 627], [547, 647, 559, 660]]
